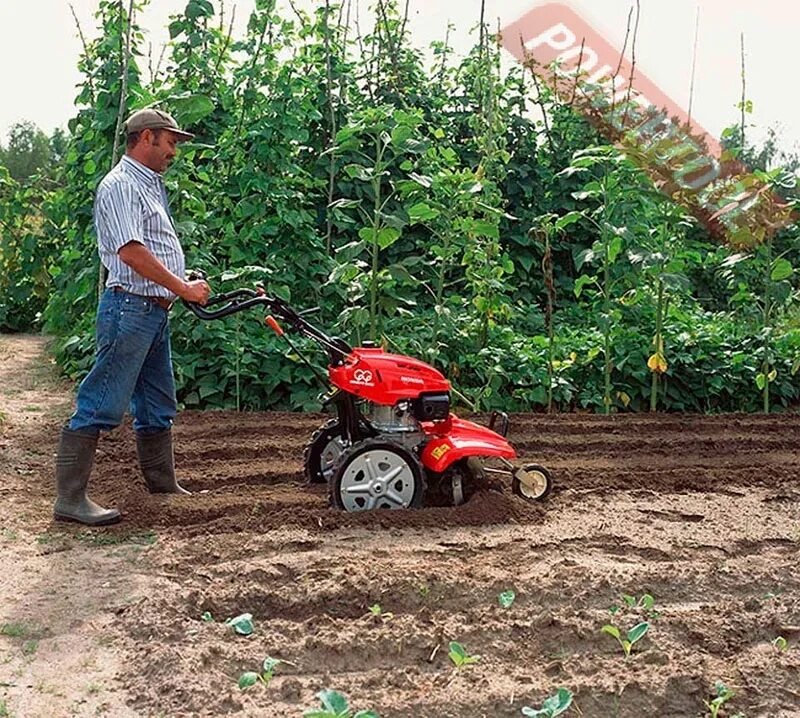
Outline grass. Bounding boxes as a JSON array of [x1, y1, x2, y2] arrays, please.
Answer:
[[0, 623, 35, 639], [36, 530, 157, 548], [0, 698, 13, 717], [21, 640, 38, 657]]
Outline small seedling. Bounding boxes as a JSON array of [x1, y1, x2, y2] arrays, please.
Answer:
[[704, 681, 735, 718], [448, 641, 481, 668], [302, 689, 378, 718], [611, 593, 659, 620], [772, 636, 788, 651], [521, 688, 573, 717], [365, 604, 394, 622], [238, 656, 281, 690], [498, 590, 516, 609], [22, 640, 38, 656], [601, 622, 649, 658], [200, 611, 214, 622], [226, 613, 254, 636]]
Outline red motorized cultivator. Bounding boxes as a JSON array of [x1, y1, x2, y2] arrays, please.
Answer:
[[186, 285, 552, 512]]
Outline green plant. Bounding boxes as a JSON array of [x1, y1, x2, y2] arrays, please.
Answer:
[[0, 622, 36, 639], [225, 613, 254, 636], [238, 656, 281, 690], [365, 603, 394, 622], [601, 621, 649, 658], [704, 681, 736, 718], [772, 636, 788, 651], [22, 640, 38, 656], [302, 689, 378, 718], [498, 590, 516, 609], [521, 688, 574, 717], [609, 593, 660, 620], [200, 611, 214, 622], [448, 641, 481, 668]]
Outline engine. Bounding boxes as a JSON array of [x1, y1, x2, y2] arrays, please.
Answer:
[[365, 392, 451, 451], [367, 401, 425, 451]]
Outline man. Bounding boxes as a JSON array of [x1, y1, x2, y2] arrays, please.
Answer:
[[53, 108, 211, 526]]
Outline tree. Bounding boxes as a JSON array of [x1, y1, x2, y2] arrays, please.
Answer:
[[0, 121, 52, 181]]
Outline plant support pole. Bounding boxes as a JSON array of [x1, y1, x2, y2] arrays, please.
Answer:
[[99, 0, 135, 301]]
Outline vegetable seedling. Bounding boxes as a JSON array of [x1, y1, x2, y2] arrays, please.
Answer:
[[200, 611, 214, 622], [704, 681, 735, 718], [601, 622, 649, 658], [238, 656, 281, 690], [448, 641, 481, 668], [498, 590, 516, 609], [521, 687, 573, 717], [226, 613, 254, 636], [772, 636, 788, 651], [365, 604, 394, 622], [303, 689, 378, 718]]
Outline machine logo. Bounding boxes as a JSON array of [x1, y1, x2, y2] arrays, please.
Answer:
[[431, 444, 451, 460], [351, 369, 375, 386]]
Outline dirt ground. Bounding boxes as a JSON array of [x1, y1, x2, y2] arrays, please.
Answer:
[[1, 334, 799, 718]]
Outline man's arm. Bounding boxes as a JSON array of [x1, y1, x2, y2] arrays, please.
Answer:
[[118, 241, 210, 304]]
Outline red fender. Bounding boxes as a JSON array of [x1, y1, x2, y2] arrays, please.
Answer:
[[420, 415, 516, 473]]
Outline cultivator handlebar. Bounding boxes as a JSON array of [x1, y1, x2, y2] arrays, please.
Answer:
[[182, 281, 352, 364]]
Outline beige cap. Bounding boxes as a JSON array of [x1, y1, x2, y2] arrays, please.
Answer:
[[124, 108, 195, 140]]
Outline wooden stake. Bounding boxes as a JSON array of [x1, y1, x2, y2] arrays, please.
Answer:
[[687, 5, 700, 127]]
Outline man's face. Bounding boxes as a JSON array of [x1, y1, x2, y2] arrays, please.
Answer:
[[141, 129, 180, 173]]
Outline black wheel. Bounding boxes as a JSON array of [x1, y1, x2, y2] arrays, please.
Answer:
[[303, 419, 346, 484], [330, 439, 426, 512], [511, 463, 553, 502]]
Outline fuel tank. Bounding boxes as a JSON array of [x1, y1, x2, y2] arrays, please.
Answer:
[[329, 347, 450, 405]]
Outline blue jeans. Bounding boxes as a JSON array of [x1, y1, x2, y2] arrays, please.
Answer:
[[69, 288, 177, 435]]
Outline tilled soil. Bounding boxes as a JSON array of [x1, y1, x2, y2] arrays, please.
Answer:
[[2, 335, 800, 717]]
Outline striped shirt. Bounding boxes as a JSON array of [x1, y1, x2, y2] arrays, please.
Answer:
[[94, 155, 185, 299]]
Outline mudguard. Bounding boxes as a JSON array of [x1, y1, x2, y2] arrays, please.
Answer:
[[420, 414, 516, 473]]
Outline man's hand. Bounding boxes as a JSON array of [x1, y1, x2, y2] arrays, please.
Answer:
[[118, 242, 211, 303], [180, 279, 211, 305]]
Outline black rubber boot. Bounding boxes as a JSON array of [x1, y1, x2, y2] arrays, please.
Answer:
[[54, 427, 121, 526], [136, 428, 190, 495]]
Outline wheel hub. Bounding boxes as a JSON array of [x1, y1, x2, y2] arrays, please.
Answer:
[[516, 467, 548, 498], [339, 449, 416, 511]]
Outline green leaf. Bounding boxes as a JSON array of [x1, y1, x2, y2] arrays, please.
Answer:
[[83, 159, 97, 176], [238, 672, 259, 690], [328, 198, 363, 210], [608, 235, 623, 263], [391, 125, 413, 146], [200, 611, 214, 622], [771, 258, 793, 281], [226, 613, 254, 636], [262, 656, 281, 674], [601, 624, 621, 640], [555, 211, 583, 230], [574, 274, 596, 298], [408, 202, 440, 222], [627, 621, 650, 644], [756, 373, 766, 390], [318, 689, 349, 714], [170, 94, 215, 126], [377, 227, 401, 249], [498, 590, 516, 609], [542, 688, 574, 716]]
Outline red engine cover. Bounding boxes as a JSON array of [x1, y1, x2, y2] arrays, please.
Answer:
[[329, 347, 450, 404]]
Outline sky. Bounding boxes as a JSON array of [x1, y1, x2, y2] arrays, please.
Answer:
[[1, 0, 798, 158]]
